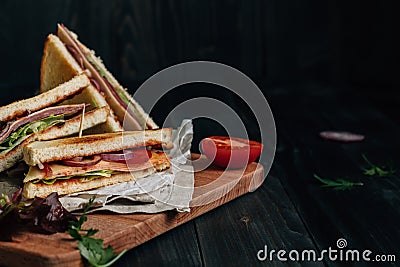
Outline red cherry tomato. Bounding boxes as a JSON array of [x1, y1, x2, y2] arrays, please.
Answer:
[[200, 136, 263, 169]]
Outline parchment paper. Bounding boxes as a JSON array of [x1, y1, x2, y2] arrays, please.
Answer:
[[59, 120, 194, 213]]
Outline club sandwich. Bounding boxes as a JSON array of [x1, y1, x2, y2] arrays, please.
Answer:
[[22, 128, 172, 199]]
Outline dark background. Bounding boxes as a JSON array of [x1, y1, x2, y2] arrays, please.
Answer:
[[1, 2, 399, 265], [1, 0, 399, 135]]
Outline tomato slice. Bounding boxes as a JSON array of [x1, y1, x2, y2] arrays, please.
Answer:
[[101, 148, 152, 165], [200, 136, 263, 169], [122, 148, 153, 165]]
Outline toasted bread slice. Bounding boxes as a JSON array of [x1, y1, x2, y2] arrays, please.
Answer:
[[23, 128, 173, 166], [0, 74, 88, 122], [40, 34, 83, 92]]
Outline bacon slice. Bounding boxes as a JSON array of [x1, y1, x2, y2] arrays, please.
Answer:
[[0, 104, 86, 144]]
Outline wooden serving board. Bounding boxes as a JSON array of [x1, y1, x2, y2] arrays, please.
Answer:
[[0, 161, 264, 267]]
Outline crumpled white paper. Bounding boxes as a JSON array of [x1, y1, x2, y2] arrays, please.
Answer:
[[60, 120, 194, 214]]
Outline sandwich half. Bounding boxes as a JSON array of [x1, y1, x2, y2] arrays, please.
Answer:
[[40, 24, 158, 131], [41, 34, 123, 133], [22, 128, 172, 199], [0, 75, 110, 172]]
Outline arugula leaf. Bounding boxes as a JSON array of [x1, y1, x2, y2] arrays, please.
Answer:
[[68, 197, 94, 239], [78, 238, 126, 267], [313, 174, 363, 190], [68, 197, 126, 266], [362, 154, 396, 177]]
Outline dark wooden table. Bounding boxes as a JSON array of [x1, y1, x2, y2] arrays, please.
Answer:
[[1, 85, 398, 266], [112, 86, 399, 266]]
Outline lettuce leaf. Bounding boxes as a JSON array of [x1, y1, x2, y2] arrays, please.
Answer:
[[32, 170, 117, 185], [0, 115, 65, 154]]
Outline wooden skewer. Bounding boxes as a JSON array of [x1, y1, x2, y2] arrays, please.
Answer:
[[78, 104, 85, 138]]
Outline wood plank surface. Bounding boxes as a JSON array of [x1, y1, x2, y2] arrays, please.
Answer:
[[114, 221, 202, 267], [194, 174, 322, 267], [0, 162, 264, 267], [268, 86, 400, 266]]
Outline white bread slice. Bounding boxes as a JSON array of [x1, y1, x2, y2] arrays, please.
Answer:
[[23, 162, 169, 199], [0, 74, 89, 122], [0, 108, 108, 173], [23, 128, 173, 166], [40, 34, 122, 133]]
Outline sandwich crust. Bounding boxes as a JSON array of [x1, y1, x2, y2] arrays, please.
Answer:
[[0, 74, 89, 122]]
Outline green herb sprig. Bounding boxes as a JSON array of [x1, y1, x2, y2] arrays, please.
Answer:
[[362, 154, 397, 177], [68, 197, 127, 267], [313, 174, 364, 190]]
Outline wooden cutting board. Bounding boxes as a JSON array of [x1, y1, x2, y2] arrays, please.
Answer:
[[0, 160, 264, 267]]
